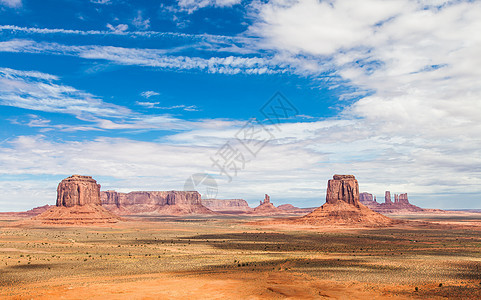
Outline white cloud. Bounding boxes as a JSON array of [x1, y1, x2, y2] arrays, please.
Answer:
[[0, 67, 130, 118], [132, 10, 150, 30], [242, 0, 481, 207], [136, 100, 199, 112], [0, 39, 290, 75], [0, 24, 260, 56], [0, 25, 245, 46], [1, 114, 480, 211], [0, 67, 201, 132], [0, 0, 21, 8], [1, 1, 481, 210], [158, 104, 199, 111], [178, 0, 241, 13], [136, 101, 160, 109], [90, 0, 111, 4], [106, 23, 128, 33], [140, 90, 160, 98]]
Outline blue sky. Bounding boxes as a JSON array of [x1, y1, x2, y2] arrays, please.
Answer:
[[1, 0, 480, 211]]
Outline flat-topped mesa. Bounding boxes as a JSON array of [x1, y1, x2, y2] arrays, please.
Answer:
[[326, 174, 359, 206], [201, 199, 251, 212], [360, 192, 374, 202], [292, 174, 395, 226], [34, 175, 119, 225], [100, 190, 212, 215], [56, 175, 101, 207]]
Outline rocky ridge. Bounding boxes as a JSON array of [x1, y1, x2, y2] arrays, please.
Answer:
[[101, 190, 214, 215], [201, 198, 252, 213], [360, 191, 425, 213]]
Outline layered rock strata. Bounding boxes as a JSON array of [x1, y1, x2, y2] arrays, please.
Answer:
[[35, 175, 119, 225], [201, 199, 252, 213], [101, 190, 214, 215], [294, 175, 394, 226]]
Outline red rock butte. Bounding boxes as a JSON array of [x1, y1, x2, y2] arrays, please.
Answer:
[[360, 191, 425, 213], [250, 194, 282, 215], [56, 175, 101, 207], [326, 174, 359, 206], [294, 175, 395, 226], [34, 175, 119, 225]]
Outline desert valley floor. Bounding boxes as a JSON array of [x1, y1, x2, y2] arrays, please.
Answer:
[[1, 213, 481, 299]]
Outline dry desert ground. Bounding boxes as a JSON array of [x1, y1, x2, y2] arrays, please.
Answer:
[[1, 213, 481, 299]]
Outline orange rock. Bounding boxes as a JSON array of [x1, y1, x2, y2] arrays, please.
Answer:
[[326, 174, 359, 206]]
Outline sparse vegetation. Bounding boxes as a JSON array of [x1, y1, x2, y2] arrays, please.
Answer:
[[1, 214, 481, 298]]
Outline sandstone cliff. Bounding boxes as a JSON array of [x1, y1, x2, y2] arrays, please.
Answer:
[[385, 191, 393, 204], [201, 199, 252, 213], [359, 192, 375, 203], [294, 175, 395, 226], [326, 175, 359, 206], [56, 175, 101, 207], [101, 190, 214, 215], [35, 175, 119, 225]]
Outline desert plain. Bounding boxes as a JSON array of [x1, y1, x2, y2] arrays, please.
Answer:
[[1, 212, 481, 299]]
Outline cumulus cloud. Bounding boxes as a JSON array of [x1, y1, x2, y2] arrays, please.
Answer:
[[246, 0, 481, 202], [1, 1, 480, 210]]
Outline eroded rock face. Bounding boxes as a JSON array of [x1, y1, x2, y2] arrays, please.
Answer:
[[385, 191, 392, 204], [260, 194, 270, 205], [201, 199, 251, 212], [100, 190, 212, 215], [56, 175, 101, 207], [292, 174, 395, 227], [250, 194, 283, 215], [397, 193, 409, 204], [325, 175, 359, 206], [34, 175, 119, 225], [360, 191, 425, 213], [360, 192, 375, 203]]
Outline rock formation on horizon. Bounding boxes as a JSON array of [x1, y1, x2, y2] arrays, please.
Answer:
[[359, 192, 375, 203], [56, 175, 101, 207], [385, 191, 392, 204], [360, 191, 424, 213], [326, 175, 359, 206], [294, 175, 394, 226], [277, 204, 316, 214], [101, 190, 214, 215], [201, 198, 252, 213], [35, 175, 119, 225], [250, 194, 283, 215]]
